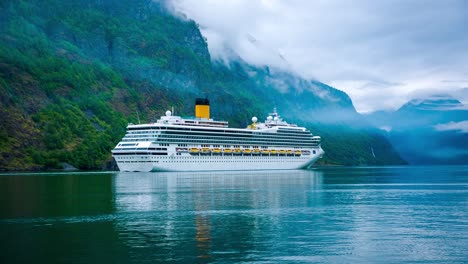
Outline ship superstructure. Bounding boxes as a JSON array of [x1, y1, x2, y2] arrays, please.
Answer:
[[112, 99, 324, 172]]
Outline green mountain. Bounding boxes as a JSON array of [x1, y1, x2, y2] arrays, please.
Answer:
[[0, 0, 405, 171]]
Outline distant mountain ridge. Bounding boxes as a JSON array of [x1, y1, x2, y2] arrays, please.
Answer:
[[400, 94, 464, 111], [366, 94, 468, 164], [0, 0, 405, 170]]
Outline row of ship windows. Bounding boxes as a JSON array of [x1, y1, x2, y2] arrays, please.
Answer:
[[128, 127, 252, 134], [120, 134, 314, 140], [121, 134, 316, 140], [151, 136, 320, 142], [157, 139, 318, 147], [114, 153, 309, 160], [127, 126, 309, 135], [119, 159, 305, 163], [123, 135, 157, 139], [127, 131, 159, 135], [119, 138, 319, 147], [120, 143, 139, 147], [277, 130, 309, 134], [160, 133, 314, 140], [160, 131, 315, 138], [157, 139, 317, 146], [165, 129, 311, 137], [116, 144, 310, 150], [114, 147, 167, 151], [113, 152, 167, 155], [126, 128, 310, 136], [151, 136, 318, 144]]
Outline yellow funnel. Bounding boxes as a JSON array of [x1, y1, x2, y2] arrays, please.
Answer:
[[195, 98, 210, 119]]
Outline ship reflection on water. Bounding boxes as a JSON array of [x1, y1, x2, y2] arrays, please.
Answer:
[[112, 170, 323, 261]]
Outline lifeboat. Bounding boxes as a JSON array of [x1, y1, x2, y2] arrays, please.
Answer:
[[294, 150, 301, 156], [201, 148, 211, 155], [243, 149, 252, 155], [189, 148, 200, 155], [270, 150, 277, 155], [252, 149, 261, 155], [279, 150, 286, 156], [212, 148, 222, 155], [301, 150, 311, 155], [233, 148, 242, 155], [223, 148, 233, 155], [286, 150, 294, 156], [261, 149, 270, 155]]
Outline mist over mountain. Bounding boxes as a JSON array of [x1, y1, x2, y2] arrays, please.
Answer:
[[366, 94, 468, 164], [0, 0, 404, 170]]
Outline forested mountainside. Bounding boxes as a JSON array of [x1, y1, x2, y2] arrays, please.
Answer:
[[0, 0, 405, 171]]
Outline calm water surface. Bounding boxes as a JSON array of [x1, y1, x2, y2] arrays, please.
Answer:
[[0, 166, 467, 263]]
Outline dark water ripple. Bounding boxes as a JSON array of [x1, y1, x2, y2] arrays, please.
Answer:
[[0, 166, 467, 263]]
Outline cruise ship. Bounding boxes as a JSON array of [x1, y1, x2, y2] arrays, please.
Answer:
[[112, 99, 324, 172]]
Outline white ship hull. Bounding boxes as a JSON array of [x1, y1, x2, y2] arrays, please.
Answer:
[[115, 148, 324, 172], [112, 103, 325, 173]]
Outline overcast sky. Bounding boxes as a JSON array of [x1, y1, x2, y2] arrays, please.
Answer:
[[170, 0, 468, 113]]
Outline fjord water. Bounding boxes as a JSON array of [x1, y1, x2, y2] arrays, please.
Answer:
[[0, 167, 467, 263]]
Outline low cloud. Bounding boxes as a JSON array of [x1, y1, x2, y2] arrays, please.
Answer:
[[170, 0, 468, 113], [434, 121, 468, 133]]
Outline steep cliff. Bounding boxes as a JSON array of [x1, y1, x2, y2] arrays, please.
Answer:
[[0, 0, 405, 170]]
